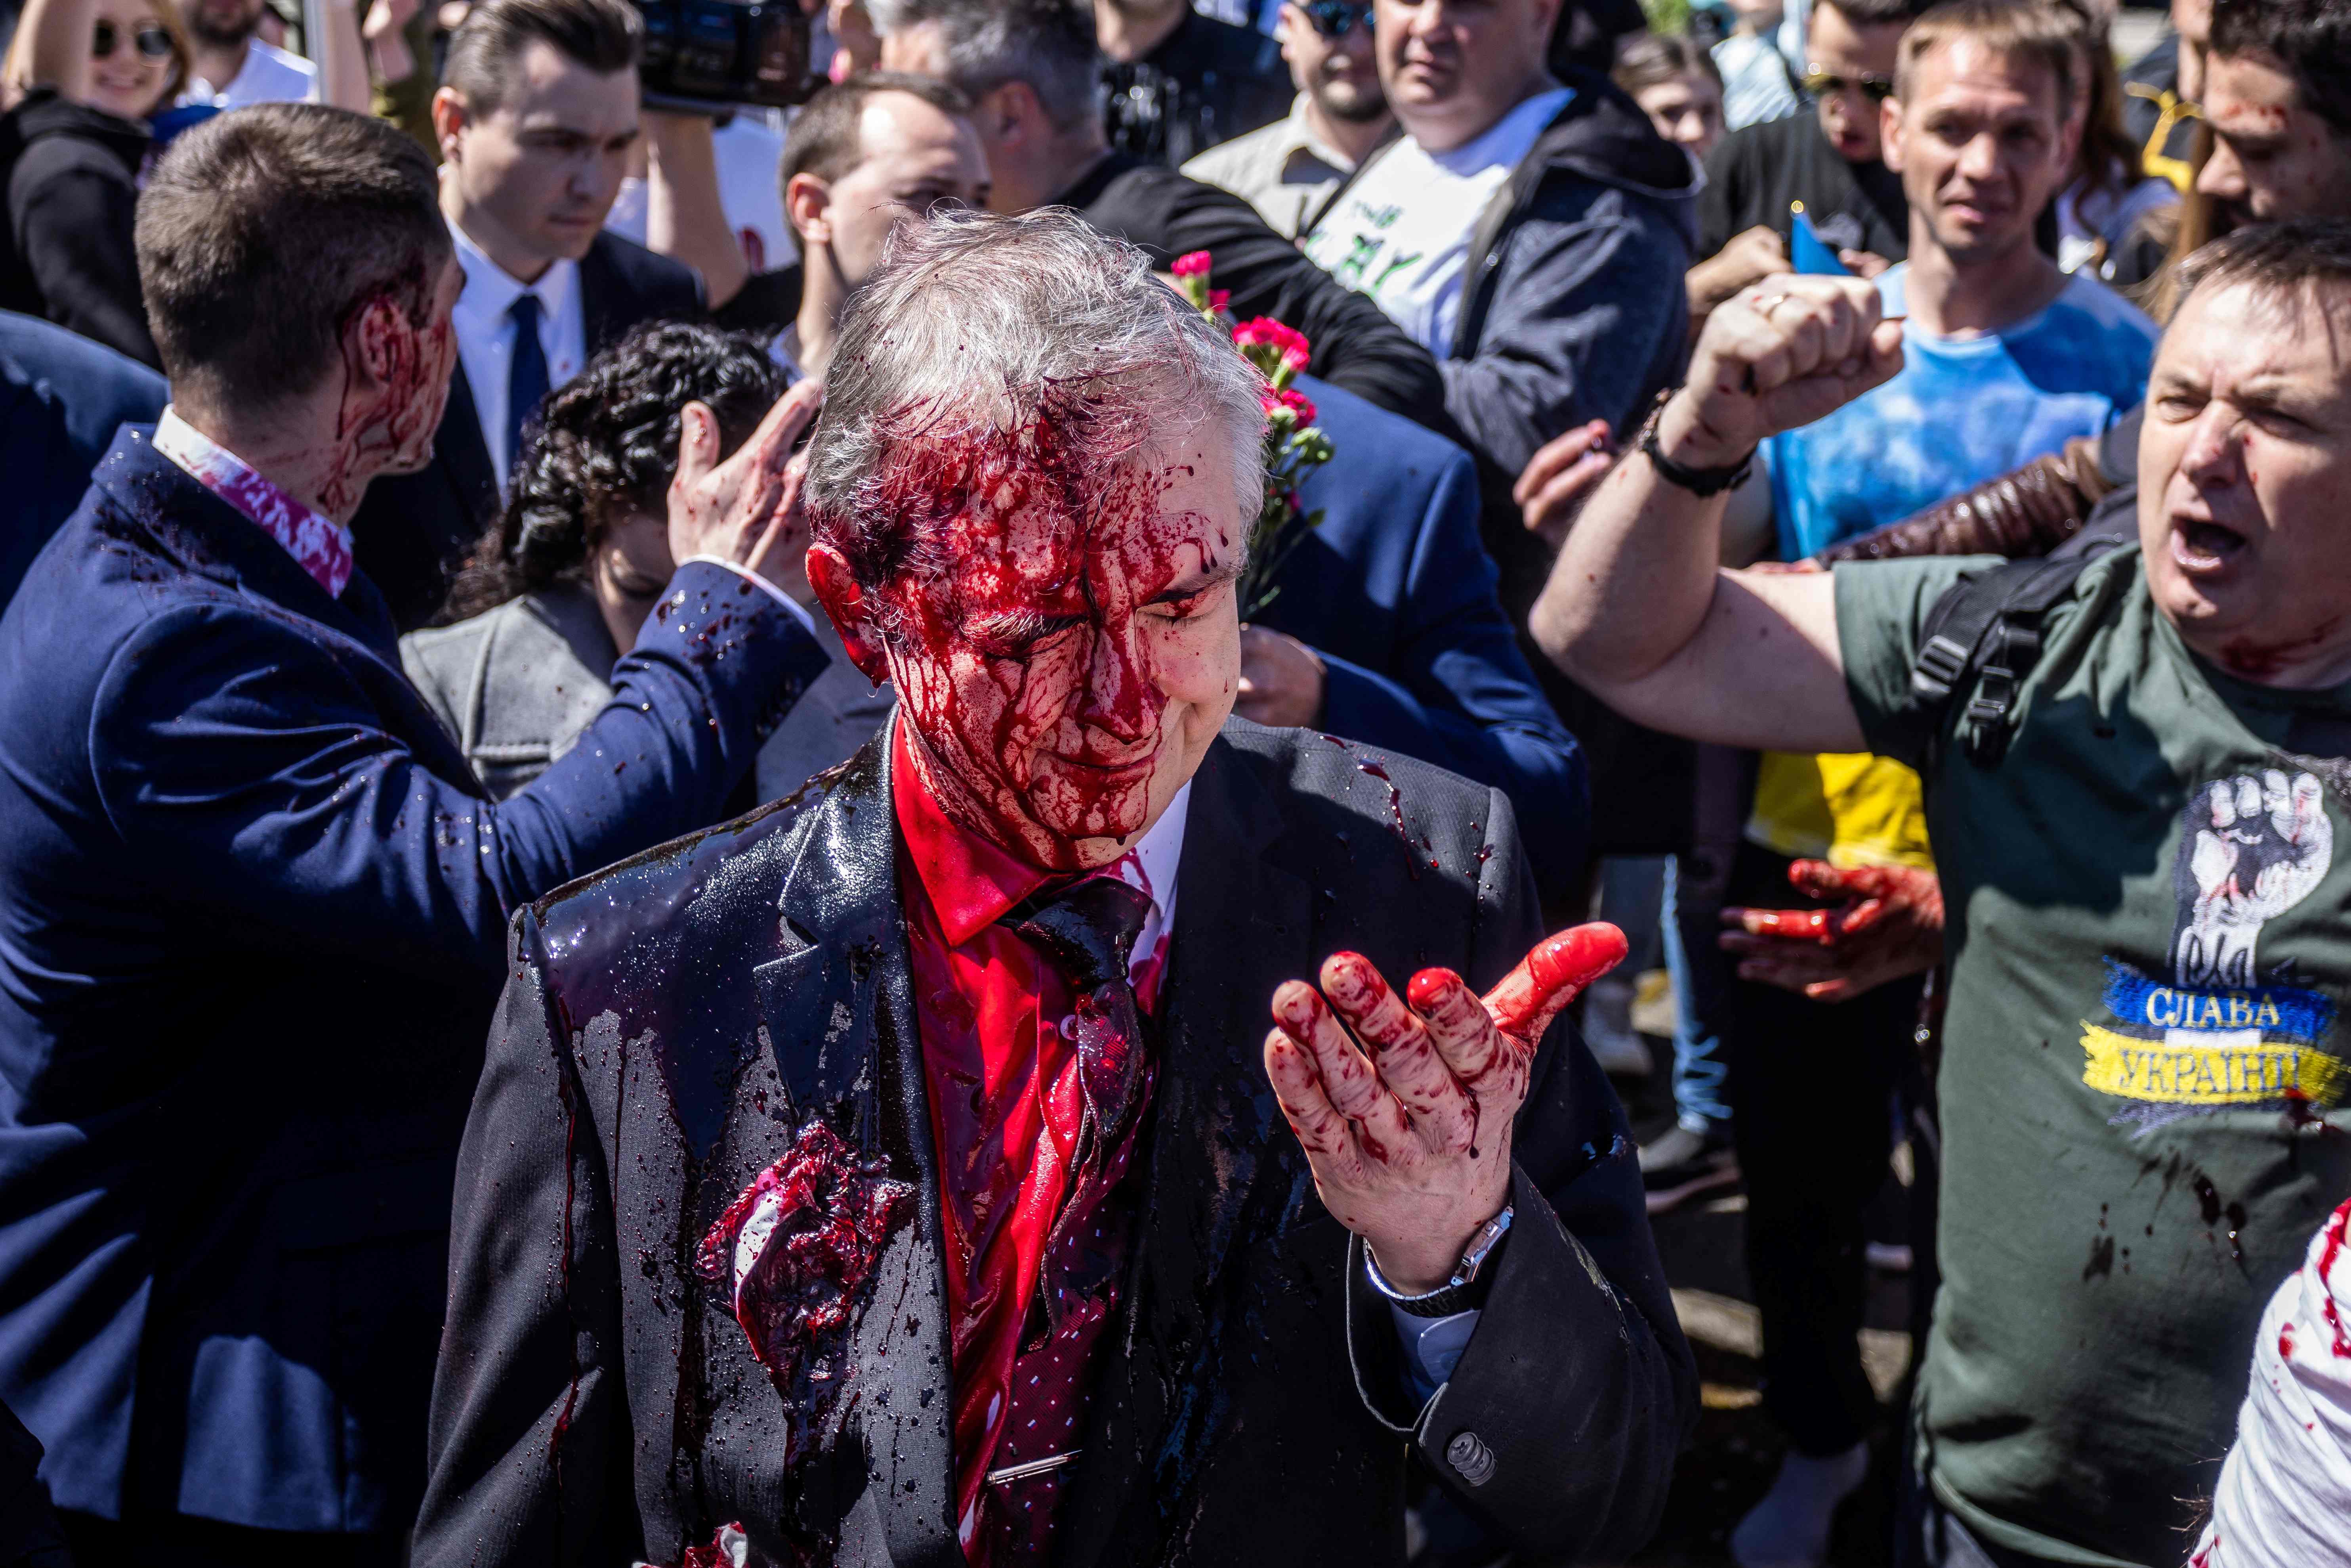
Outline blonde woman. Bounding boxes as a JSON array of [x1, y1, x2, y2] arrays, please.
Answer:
[[0, 0, 193, 362]]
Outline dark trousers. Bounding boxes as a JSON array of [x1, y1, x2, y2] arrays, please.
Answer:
[[1721, 840, 1923, 1457], [61, 1511, 405, 1567]]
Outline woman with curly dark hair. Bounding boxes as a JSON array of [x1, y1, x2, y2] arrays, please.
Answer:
[[402, 319, 891, 801]]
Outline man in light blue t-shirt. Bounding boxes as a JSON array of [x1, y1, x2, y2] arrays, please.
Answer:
[[1755, 13, 2156, 563]]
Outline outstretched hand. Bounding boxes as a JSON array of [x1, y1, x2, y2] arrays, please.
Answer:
[[666, 379, 826, 594], [1658, 273, 1904, 473], [1719, 860, 1944, 1003], [1263, 925, 1628, 1292]]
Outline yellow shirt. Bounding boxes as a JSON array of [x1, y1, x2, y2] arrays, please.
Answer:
[[1746, 751, 1936, 871]]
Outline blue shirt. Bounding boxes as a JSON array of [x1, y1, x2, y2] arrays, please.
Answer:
[[1766, 265, 2158, 561]]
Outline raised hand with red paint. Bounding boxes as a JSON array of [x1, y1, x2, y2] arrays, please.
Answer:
[[666, 378, 826, 593], [1718, 859, 1945, 1004], [1263, 924, 1628, 1292]]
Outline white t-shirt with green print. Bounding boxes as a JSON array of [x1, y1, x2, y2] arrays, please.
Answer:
[[1301, 87, 1573, 358]]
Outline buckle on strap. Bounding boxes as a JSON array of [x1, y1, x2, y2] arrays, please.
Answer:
[[1912, 632, 1972, 700]]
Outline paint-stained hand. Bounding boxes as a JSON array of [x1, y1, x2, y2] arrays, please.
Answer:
[[1263, 926, 1628, 1292], [666, 379, 825, 593], [1719, 860, 1943, 1003]]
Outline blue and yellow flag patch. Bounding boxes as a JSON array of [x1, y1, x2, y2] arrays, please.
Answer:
[[2082, 959, 2344, 1107]]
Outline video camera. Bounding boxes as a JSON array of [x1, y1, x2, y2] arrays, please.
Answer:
[[634, 0, 816, 113]]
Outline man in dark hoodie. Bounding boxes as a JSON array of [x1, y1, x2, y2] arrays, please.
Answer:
[[1300, 0, 1698, 877]]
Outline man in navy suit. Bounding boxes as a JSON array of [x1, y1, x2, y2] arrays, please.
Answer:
[[1254, 373, 1588, 885], [0, 103, 829, 1564], [351, 0, 704, 631]]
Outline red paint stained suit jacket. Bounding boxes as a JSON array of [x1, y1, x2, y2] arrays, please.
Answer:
[[415, 717, 1696, 1568]]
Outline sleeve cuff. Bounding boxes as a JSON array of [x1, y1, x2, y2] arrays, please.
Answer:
[[678, 555, 818, 636], [1388, 1299, 1483, 1402]]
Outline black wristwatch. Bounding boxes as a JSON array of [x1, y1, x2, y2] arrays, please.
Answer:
[[1366, 1207, 1513, 1318], [1635, 386, 1755, 497]]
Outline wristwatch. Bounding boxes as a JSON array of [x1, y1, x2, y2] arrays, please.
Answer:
[[1366, 1207, 1513, 1318]]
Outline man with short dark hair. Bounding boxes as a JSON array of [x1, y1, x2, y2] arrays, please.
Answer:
[[1535, 208, 2351, 1568], [1183, 0, 1394, 240], [773, 71, 988, 382], [2199, 0, 2351, 229], [350, 0, 704, 630], [0, 101, 829, 1564]]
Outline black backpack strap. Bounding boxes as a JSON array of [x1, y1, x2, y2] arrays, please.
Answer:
[[1909, 538, 2119, 770]]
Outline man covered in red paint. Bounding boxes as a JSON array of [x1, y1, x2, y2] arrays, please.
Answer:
[[417, 206, 1693, 1568]]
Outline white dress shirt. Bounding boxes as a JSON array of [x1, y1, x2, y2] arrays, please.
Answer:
[[449, 223, 588, 488], [181, 38, 318, 108]]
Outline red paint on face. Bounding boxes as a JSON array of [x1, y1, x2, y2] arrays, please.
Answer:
[[695, 1120, 916, 1457], [852, 394, 1241, 871], [2218, 618, 2343, 679], [318, 260, 460, 518]]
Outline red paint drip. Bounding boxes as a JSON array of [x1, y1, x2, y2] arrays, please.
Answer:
[[696, 1120, 915, 1458], [2318, 1201, 2351, 1358], [1355, 759, 1435, 876], [2280, 1321, 2296, 1361]]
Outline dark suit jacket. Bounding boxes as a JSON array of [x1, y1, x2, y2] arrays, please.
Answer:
[[352, 231, 703, 631], [0, 308, 165, 610], [0, 429, 826, 1531], [418, 719, 1695, 1568], [1276, 374, 1586, 885]]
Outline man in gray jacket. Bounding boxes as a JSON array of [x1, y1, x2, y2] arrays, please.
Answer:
[[1303, 0, 1697, 864]]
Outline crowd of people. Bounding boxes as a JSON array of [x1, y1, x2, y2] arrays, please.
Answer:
[[0, 0, 2345, 1564]]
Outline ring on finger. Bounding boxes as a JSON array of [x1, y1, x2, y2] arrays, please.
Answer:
[[1750, 290, 1793, 315]]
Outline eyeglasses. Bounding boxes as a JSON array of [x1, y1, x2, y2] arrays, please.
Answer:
[[1800, 68, 1895, 102], [1300, 0, 1374, 39], [93, 19, 175, 60]]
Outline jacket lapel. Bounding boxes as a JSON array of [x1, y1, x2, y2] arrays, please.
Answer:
[[434, 365, 500, 538], [1056, 733, 1317, 1568], [579, 235, 626, 353], [746, 725, 962, 1566]]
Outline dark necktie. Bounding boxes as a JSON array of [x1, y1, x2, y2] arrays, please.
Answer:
[[506, 292, 550, 475], [1005, 875, 1154, 1154]]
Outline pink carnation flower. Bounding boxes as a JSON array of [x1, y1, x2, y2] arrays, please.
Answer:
[[1260, 386, 1318, 425], [1233, 316, 1312, 375], [1171, 250, 1214, 278]]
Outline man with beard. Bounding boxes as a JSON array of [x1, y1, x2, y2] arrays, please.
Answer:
[[416, 205, 1692, 1568], [1185, 0, 1394, 239]]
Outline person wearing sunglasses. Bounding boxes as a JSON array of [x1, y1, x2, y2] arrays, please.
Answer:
[[1183, 0, 1395, 238], [0, 0, 193, 365], [1691, 0, 1925, 336]]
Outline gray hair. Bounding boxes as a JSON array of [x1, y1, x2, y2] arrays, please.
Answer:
[[863, 0, 1103, 130], [803, 206, 1269, 639]]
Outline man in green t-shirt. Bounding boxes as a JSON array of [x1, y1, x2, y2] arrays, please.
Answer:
[[1529, 217, 2351, 1567]]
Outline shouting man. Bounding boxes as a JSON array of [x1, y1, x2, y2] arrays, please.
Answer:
[[417, 208, 1692, 1568]]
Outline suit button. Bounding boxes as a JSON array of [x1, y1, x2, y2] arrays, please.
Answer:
[[1445, 1430, 1496, 1486]]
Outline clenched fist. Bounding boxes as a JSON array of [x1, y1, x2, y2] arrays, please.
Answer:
[[1654, 273, 1905, 475]]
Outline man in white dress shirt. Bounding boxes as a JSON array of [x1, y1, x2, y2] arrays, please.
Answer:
[[352, 0, 704, 629]]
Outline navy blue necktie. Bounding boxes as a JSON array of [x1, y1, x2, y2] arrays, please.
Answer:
[[506, 292, 550, 474]]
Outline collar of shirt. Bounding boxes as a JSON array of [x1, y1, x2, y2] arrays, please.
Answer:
[[448, 220, 585, 484], [152, 406, 353, 598], [890, 725, 1185, 991], [1277, 93, 1358, 175]]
